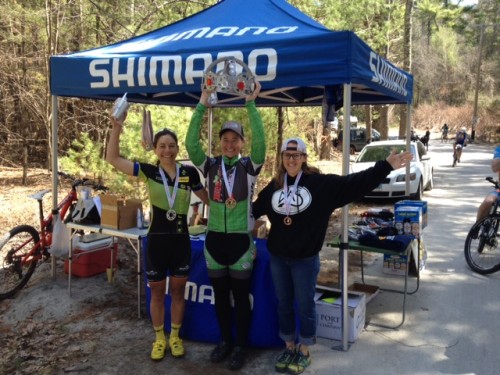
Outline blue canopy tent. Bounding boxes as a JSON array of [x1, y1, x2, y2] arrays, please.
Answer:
[[50, 0, 413, 350]]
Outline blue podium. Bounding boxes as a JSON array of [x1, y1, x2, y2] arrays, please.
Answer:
[[143, 237, 282, 348]]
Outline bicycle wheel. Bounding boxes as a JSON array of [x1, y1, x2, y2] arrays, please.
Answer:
[[464, 217, 500, 275], [0, 225, 40, 299]]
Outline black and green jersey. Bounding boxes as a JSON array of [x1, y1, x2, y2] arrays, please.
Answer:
[[185, 101, 266, 234], [134, 162, 203, 234]]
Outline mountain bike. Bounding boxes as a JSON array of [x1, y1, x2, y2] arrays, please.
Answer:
[[452, 144, 464, 167], [464, 177, 500, 274], [0, 172, 108, 299], [441, 128, 448, 143]]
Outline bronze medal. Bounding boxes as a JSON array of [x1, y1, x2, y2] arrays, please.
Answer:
[[225, 197, 237, 209], [284, 216, 292, 226], [166, 209, 177, 221]]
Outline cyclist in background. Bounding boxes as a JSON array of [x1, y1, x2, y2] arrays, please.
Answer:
[[475, 146, 500, 224], [441, 123, 449, 142], [453, 127, 468, 165]]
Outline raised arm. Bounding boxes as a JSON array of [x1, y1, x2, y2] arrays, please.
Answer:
[[245, 81, 266, 164], [105, 115, 135, 176], [185, 93, 209, 167]]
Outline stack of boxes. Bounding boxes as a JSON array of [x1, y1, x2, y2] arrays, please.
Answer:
[[383, 200, 427, 275]]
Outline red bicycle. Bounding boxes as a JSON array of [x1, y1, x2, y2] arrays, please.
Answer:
[[0, 171, 107, 299]]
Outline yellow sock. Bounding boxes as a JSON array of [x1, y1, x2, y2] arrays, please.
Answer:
[[154, 325, 166, 342], [170, 323, 181, 339]]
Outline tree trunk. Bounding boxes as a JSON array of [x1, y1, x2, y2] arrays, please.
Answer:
[[275, 107, 284, 172], [400, 0, 414, 139]]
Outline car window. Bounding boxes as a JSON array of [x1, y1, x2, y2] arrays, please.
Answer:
[[351, 129, 365, 141], [357, 145, 405, 162]]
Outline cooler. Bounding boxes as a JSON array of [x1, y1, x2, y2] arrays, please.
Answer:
[[64, 234, 118, 277]]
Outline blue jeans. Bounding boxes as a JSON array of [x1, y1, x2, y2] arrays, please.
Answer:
[[269, 253, 320, 346]]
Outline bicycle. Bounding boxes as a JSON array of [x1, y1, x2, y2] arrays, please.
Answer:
[[452, 144, 464, 167], [464, 177, 500, 274], [0, 172, 107, 299], [441, 129, 448, 143]]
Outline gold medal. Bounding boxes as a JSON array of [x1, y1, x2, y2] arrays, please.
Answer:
[[225, 197, 237, 209], [284, 216, 292, 226]]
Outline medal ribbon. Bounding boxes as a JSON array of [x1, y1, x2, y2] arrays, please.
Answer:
[[221, 161, 236, 200], [159, 164, 179, 211], [283, 171, 302, 218]]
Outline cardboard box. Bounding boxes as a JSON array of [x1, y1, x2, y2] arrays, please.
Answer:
[[382, 253, 409, 276], [382, 239, 426, 276], [100, 194, 143, 230], [64, 238, 118, 277], [394, 205, 422, 238], [395, 200, 427, 229], [348, 283, 380, 304], [252, 219, 268, 239], [315, 286, 366, 342]]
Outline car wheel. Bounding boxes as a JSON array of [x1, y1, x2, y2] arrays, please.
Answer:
[[411, 179, 423, 200]]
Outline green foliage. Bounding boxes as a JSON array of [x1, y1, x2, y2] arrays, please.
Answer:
[[59, 132, 110, 179], [431, 27, 461, 68]]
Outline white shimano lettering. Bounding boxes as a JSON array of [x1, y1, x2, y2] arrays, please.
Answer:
[[109, 26, 298, 53], [205, 27, 240, 38], [369, 51, 408, 97], [112, 58, 135, 87], [267, 26, 298, 34], [90, 59, 111, 88], [174, 28, 210, 41], [88, 48, 277, 88]]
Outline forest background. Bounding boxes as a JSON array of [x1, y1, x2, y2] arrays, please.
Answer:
[[0, 0, 498, 199]]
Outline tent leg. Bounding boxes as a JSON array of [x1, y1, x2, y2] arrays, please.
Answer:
[[331, 83, 352, 351], [51, 95, 59, 279]]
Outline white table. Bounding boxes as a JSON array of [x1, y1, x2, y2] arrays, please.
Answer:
[[67, 223, 147, 318]]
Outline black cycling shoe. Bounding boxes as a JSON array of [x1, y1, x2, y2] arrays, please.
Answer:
[[210, 341, 233, 363], [228, 346, 246, 371]]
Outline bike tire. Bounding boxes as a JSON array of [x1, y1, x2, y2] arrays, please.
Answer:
[[0, 225, 40, 299], [464, 216, 500, 275]]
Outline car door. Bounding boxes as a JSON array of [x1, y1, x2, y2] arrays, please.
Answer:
[[416, 141, 431, 186]]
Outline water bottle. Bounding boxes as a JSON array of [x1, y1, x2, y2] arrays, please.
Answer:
[[208, 92, 218, 105], [136, 208, 143, 229], [112, 93, 129, 121]]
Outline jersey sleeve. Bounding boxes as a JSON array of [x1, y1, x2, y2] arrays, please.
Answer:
[[186, 165, 203, 191], [186, 103, 208, 167], [246, 100, 266, 165]]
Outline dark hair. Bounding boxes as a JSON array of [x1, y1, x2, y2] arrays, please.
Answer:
[[153, 128, 178, 148]]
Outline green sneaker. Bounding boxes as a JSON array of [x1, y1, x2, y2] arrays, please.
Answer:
[[286, 349, 311, 374], [275, 347, 296, 373]]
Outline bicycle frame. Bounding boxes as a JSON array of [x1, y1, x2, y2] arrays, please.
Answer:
[[16, 186, 78, 268], [0, 172, 108, 299]]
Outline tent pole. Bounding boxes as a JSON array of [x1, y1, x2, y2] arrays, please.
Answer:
[[405, 104, 412, 196], [332, 83, 352, 351], [51, 95, 59, 279]]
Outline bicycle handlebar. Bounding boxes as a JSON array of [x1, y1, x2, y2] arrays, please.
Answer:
[[57, 171, 108, 192], [486, 177, 500, 190]]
